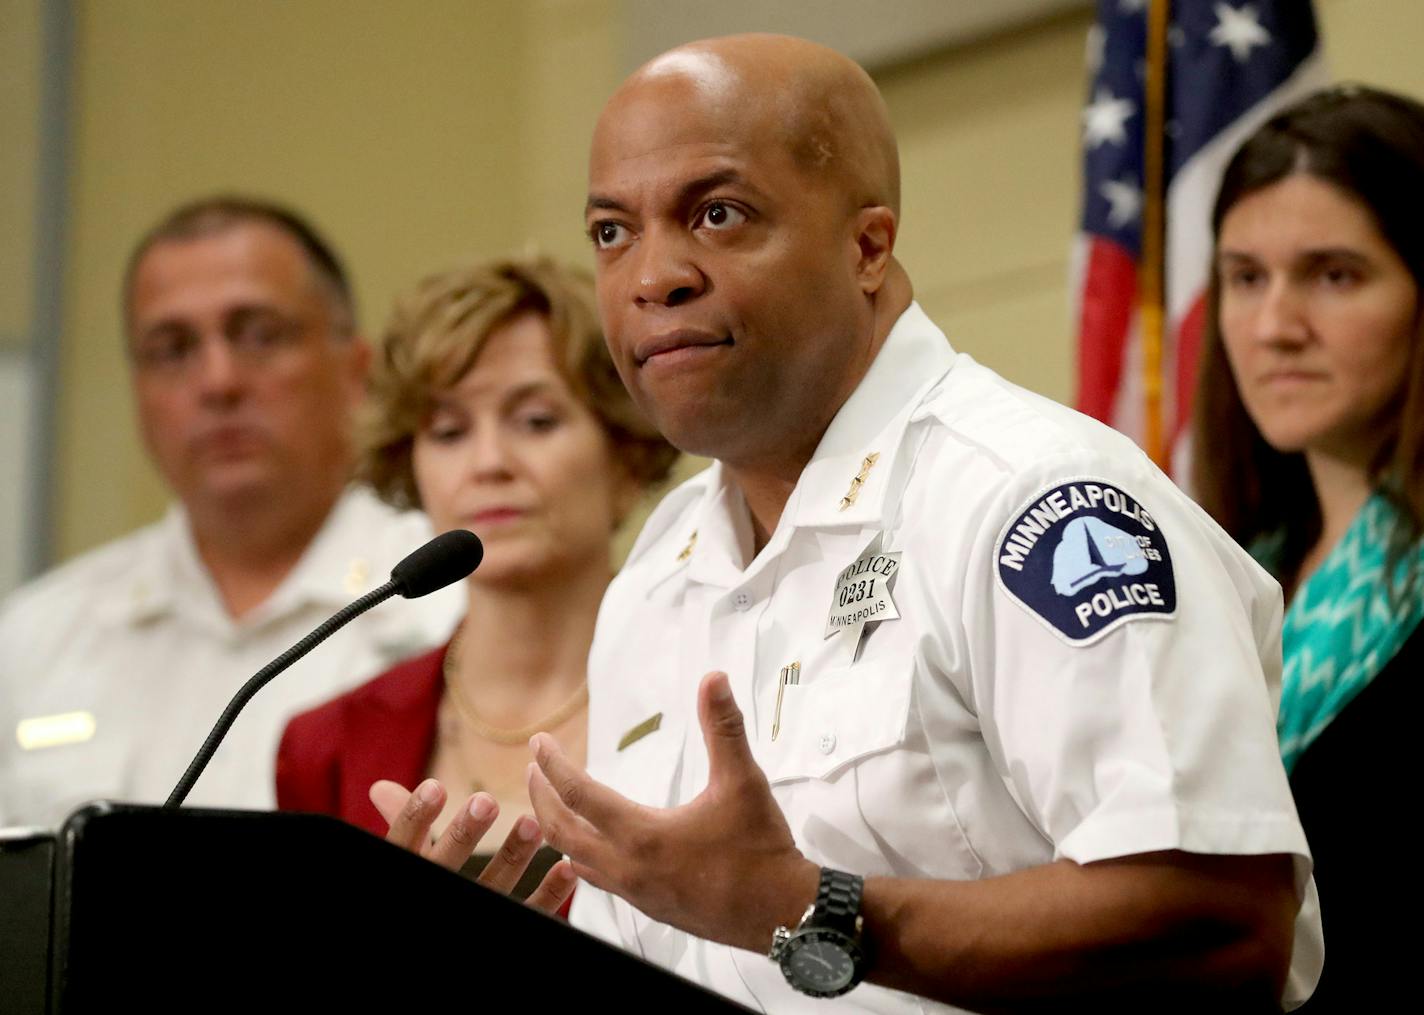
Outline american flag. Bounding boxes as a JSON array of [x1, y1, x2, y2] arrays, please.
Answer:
[[1072, 0, 1325, 476]]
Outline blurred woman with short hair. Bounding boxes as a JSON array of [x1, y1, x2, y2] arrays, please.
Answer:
[[276, 258, 675, 901]]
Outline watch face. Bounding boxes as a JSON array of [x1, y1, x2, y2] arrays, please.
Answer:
[[783, 930, 860, 997]]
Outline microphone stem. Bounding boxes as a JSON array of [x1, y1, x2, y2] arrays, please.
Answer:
[[165, 580, 400, 808]]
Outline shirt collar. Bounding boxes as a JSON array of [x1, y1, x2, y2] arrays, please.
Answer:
[[258, 487, 391, 621], [673, 302, 957, 588], [107, 487, 385, 632], [790, 301, 956, 529]]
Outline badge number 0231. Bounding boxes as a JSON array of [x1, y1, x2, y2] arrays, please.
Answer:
[[825, 548, 901, 639], [838, 576, 881, 609]]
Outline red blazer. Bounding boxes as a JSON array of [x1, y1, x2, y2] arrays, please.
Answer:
[[276, 643, 448, 837], [278, 642, 575, 917]]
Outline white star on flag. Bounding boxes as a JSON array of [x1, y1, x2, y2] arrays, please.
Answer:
[[1118, 0, 1147, 12], [1082, 87, 1136, 149], [1100, 178, 1142, 228], [1209, 3, 1272, 62]]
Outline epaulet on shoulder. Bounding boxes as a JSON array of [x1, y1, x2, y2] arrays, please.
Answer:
[[621, 470, 711, 569], [920, 359, 1150, 476]]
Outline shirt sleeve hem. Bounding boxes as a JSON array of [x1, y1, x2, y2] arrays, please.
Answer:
[[1055, 805, 1312, 869]]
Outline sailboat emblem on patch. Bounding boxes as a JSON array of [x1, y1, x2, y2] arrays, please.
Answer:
[[996, 479, 1176, 645]]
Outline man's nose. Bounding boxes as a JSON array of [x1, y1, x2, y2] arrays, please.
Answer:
[[193, 337, 245, 399], [633, 227, 706, 308]]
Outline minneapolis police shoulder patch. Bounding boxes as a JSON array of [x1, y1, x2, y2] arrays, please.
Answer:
[[995, 478, 1175, 645]]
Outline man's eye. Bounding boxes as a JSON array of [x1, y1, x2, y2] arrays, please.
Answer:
[[135, 333, 196, 366], [592, 221, 631, 250], [697, 201, 747, 231], [230, 314, 294, 350]]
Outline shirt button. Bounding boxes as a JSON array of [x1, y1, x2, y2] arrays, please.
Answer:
[[818, 733, 836, 754], [733, 591, 752, 611]]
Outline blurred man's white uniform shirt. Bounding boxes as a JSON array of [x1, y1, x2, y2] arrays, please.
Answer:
[[0, 486, 461, 828], [572, 303, 1323, 1012]]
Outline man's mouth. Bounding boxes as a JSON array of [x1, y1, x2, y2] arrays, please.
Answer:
[[633, 330, 733, 367]]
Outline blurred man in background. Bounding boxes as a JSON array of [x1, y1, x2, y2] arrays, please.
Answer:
[[0, 197, 458, 828]]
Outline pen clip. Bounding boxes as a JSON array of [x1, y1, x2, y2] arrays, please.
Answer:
[[771, 661, 800, 741]]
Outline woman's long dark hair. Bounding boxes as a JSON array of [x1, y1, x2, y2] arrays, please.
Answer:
[[1191, 85, 1424, 591]]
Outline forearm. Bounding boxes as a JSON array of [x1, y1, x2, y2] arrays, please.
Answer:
[[858, 851, 1298, 1011]]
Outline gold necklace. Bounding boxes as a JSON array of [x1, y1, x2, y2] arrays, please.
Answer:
[[441, 627, 589, 746]]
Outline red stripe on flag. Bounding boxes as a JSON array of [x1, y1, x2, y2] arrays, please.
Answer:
[[1075, 237, 1138, 424], [1172, 292, 1207, 444]]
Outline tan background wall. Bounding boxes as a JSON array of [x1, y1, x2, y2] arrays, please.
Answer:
[[0, 0, 42, 346], [1, 0, 48, 594], [31, 0, 1424, 564]]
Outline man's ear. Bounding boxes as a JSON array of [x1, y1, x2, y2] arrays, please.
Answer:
[[853, 205, 897, 294]]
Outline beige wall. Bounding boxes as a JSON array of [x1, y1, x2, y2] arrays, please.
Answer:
[[46, 0, 1424, 562], [0, 0, 42, 346]]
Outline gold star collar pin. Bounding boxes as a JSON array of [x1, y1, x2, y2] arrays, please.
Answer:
[[676, 530, 698, 562], [838, 452, 881, 511], [343, 557, 371, 597]]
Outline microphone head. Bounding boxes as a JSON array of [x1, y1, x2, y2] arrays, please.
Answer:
[[390, 529, 483, 599]]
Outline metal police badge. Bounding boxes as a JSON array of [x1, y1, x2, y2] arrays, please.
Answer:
[[996, 479, 1175, 645], [826, 535, 901, 640]]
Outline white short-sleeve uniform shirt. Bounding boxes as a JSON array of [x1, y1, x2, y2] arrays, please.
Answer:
[[570, 304, 1322, 1012], [0, 486, 462, 828]]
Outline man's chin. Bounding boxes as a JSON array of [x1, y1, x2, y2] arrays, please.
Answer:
[[648, 411, 760, 463], [182, 463, 285, 511]]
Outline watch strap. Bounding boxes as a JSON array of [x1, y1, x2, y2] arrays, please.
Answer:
[[811, 867, 864, 934]]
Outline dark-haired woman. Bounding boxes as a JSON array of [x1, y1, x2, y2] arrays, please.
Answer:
[[1192, 85, 1424, 1006]]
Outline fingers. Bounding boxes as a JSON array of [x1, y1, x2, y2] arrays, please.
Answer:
[[529, 732, 627, 833], [524, 858, 578, 915], [527, 758, 612, 864], [368, 779, 411, 828], [383, 777, 446, 852], [697, 671, 759, 782], [426, 792, 499, 872], [475, 814, 546, 894]]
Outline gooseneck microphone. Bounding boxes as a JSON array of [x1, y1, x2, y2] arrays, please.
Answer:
[[165, 529, 483, 808]]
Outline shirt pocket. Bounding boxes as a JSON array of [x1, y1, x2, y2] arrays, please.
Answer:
[[756, 654, 987, 884], [762, 655, 914, 785]]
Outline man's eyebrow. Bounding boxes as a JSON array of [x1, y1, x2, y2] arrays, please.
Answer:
[[585, 168, 754, 218], [585, 195, 628, 215]]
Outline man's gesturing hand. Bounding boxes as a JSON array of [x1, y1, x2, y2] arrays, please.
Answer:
[[528, 671, 818, 951]]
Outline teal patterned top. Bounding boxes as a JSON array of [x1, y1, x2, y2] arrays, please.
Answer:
[[1255, 493, 1424, 773]]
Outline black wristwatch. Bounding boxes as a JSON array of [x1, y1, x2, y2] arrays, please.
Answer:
[[769, 867, 868, 997]]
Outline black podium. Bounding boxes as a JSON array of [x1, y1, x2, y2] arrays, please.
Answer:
[[0, 803, 750, 1013]]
